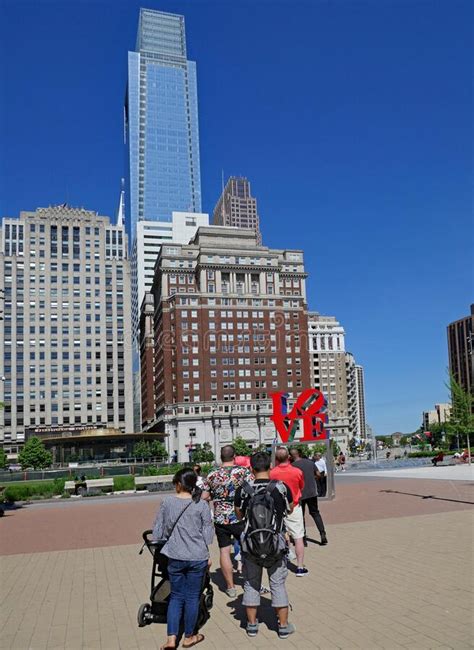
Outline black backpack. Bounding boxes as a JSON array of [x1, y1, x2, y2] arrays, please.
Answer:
[[241, 480, 286, 568]]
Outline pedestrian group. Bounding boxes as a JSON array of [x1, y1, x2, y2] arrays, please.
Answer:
[[151, 445, 328, 649]]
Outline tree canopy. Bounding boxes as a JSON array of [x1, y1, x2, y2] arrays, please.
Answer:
[[18, 437, 53, 470]]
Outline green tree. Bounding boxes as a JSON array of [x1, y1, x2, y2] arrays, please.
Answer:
[[232, 437, 253, 457], [133, 439, 152, 460], [18, 437, 52, 470], [0, 446, 8, 469], [191, 442, 215, 463], [150, 440, 168, 461], [447, 374, 474, 448]]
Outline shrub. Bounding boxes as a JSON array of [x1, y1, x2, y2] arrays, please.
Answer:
[[113, 475, 135, 491], [3, 481, 58, 503], [408, 451, 453, 458]]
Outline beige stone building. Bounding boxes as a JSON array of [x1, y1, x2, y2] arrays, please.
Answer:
[[0, 206, 133, 456]]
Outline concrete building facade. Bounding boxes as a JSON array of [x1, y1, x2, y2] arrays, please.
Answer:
[[422, 403, 451, 430], [140, 226, 310, 461], [308, 313, 351, 446], [0, 206, 133, 455], [213, 177, 261, 244]]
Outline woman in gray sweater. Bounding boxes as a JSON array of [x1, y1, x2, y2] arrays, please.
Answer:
[[152, 468, 214, 649]]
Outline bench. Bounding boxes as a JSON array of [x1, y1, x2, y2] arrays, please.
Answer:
[[85, 478, 114, 492], [64, 481, 76, 493], [135, 475, 174, 490]]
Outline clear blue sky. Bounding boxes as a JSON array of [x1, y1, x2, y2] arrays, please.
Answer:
[[1, 0, 472, 435]]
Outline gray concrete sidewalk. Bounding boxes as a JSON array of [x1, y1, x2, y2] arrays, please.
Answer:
[[1, 509, 473, 650]]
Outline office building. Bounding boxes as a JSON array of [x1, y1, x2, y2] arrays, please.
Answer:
[[140, 226, 310, 460], [308, 313, 351, 445], [344, 353, 367, 444], [422, 403, 451, 430], [0, 206, 133, 456], [213, 177, 261, 243], [124, 8, 202, 237], [131, 211, 209, 343], [447, 304, 474, 404]]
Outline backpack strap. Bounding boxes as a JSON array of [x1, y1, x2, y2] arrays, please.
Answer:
[[265, 480, 278, 495], [242, 481, 255, 497]]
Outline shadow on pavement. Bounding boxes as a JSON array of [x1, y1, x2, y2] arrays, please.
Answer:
[[226, 594, 279, 633], [380, 489, 474, 506]]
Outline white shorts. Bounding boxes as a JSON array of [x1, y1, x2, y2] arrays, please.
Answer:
[[285, 504, 305, 540]]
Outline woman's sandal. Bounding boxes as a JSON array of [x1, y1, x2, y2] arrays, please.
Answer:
[[182, 634, 205, 648]]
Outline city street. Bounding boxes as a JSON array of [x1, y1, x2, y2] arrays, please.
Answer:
[[1, 471, 473, 649]]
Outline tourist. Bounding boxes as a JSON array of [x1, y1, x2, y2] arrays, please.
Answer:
[[202, 445, 252, 597], [290, 448, 327, 545], [337, 451, 346, 471], [270, 447, 308, 576], [431, 452, 444, 467], [313, 452, 328, 497], [235, 452, 295, 640], [193, 464, 205, 489], [152, 468, 213, 650]]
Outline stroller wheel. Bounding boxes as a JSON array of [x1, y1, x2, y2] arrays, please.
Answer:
[[137, 603, 151, 627]]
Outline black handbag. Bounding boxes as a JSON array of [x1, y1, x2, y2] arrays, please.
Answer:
[[155, 501, 193, 568]]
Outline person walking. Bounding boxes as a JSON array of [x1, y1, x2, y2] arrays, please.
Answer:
[[235, 452, 296, 640], [313, 452, 327, 497], [152, 468, 213, 650], [290, 448, 328, 546], [202, 445, 252, 597], [270, 447, 308, 576]]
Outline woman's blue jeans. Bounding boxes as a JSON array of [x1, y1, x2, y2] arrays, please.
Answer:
[[167, 559, 208, 637]]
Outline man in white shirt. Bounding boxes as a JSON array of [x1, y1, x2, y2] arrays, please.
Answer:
[[314, 453, 327, 497]]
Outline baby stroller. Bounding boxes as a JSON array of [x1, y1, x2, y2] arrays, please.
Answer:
[[137, 529, 214, 629]]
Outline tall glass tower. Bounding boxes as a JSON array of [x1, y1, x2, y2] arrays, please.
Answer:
[[125, 9, 202, 237]]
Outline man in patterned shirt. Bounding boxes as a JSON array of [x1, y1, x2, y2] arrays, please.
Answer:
[[202, 444, 252, 597]]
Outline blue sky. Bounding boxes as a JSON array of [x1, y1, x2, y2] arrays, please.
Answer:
[[1, 0, 472, 434]]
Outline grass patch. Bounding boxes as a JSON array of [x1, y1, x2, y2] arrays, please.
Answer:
[[113, 475, 135, 491]]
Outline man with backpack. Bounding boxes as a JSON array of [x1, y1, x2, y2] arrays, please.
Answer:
[[202, 445, 252, 598], [234, 452, 296, 640]]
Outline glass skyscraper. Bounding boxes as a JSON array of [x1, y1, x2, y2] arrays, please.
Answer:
[[125, 9, 202, 237]]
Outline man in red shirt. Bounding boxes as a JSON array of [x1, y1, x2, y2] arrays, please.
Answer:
[[270, 447, 308, 576]]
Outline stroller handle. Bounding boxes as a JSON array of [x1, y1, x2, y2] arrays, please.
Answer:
[[143, 529, 154, 544]]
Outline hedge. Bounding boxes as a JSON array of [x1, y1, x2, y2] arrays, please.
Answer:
[[3, 478, 65, 503], [407, 451, 454, 458]]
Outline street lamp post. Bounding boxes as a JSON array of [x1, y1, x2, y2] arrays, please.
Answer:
[[256, 404, 266, 448]]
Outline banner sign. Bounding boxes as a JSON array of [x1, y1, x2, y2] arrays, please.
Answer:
[[270, 389, 329, 444]]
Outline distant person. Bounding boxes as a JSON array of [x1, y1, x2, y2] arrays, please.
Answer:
[[313, 452, 328, 497], [202, 445, 252, 597], [152, 468, 213, 650], [193, 465, 205, 489], [270, 447, 308, 577], [337, 452, 346, 471], [290, 448, 328, 546], [431, 452, 444, 467], [235, 452, 295, 640]]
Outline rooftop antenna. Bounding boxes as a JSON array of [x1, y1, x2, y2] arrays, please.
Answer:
[[221, 169, 225, 225]]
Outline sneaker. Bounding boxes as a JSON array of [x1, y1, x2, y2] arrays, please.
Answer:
[[226, 587, 237, 598], [278, 623, 296, 639], [295, 567, 309, 577], [246, 621, 259, 637], [320, 533, 328, 545], [287, 547, 296, 561]]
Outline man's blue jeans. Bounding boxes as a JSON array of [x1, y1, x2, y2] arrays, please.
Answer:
[[167, 559, 208, 637]]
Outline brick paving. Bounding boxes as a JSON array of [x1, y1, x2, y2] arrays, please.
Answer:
[[1, 477, 473, 649]]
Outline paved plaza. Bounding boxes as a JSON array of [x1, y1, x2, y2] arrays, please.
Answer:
[[1, 473, 473, 650]]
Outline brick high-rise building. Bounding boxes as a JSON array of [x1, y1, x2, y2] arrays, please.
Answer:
[[447, 304, 474, 406], [0, 206, 133, 456], [213, 177, 261, 244], [140, 226, 310, 460]]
